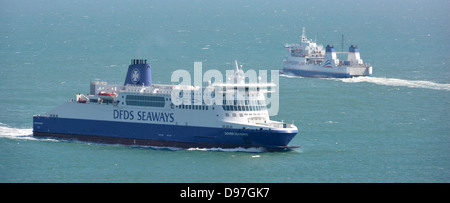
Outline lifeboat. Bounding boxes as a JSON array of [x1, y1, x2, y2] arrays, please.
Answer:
[[76, 93, 88, 103], [98, 91, 117, 101]]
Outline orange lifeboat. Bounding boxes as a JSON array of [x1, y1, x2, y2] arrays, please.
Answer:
[[76, 93, 88, 103], [98, 91, 117, 101]]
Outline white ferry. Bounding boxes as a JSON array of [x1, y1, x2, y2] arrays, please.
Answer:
[[283, 27, 372, 78], [33, 60, 298, 151]]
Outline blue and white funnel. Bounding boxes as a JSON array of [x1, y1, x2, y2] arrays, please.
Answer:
[[347, 45, 363, 66], [124, 59, 152, 86], [323, 45, 339, 67]]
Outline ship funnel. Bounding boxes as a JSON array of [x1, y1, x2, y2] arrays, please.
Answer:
[[325, 45, 336, 53], [349, 45, 359, 53], [325, 45, 337, 59], [324, 45, 339, 67], [347, 45, 363, 65], [124, 59, 152, 86]]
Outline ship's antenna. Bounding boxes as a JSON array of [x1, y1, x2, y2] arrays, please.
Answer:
[[341, 34, 344, 52]]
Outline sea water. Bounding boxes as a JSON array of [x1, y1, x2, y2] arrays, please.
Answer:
[[0, 0, 449, 182]]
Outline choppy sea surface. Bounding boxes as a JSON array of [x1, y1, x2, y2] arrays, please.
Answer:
[[1, 0, 449, 182]]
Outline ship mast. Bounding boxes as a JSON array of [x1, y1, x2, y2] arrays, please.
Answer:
[[301, 27, 307, 43]]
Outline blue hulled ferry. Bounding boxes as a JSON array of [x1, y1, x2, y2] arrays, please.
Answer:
[[33, 60, 298, 151]]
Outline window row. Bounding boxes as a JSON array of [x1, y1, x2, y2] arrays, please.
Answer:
[[126, 95, 165, 102], [126, 95, 165, 107], [221, 105, 266, 112], [221, 99, 266, 106], [175, 104, 209, 111]]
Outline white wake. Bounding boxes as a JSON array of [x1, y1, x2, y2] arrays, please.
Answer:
[[187, 147, 267, 153], [336, 77, 450, 91], [0, 123, 34, 141], [280, 72, 450, 91], [0, 123, 61, 142]]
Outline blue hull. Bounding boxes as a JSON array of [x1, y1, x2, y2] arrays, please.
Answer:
[[33, 116, 298, 151], [283, 68, 371, 78]]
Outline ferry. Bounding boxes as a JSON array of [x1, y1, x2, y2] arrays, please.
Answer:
[[283, 27, 372, 78], [33, 60, 298, 151]]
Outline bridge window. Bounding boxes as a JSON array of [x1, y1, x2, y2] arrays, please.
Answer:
[[126, 95, 165, 107]]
